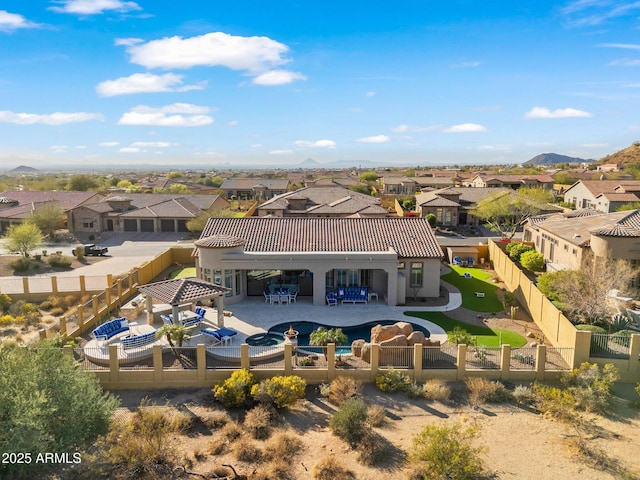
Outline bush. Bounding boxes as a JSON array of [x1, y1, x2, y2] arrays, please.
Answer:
[[533, 383, 576, 421], [448, 327, 475, 346], [244, 404, 275, 440], [264, 431, 303, 460], [465, 378, 510, 405], [405, 382, 426, 399], [10, 257, 31, 272], [612, 329, 634, 345], [0, 294, 10, 313], [326, 376, 362, 405], [312, 456, 356, 480], [329, 398, 369, 447], [410, 422, 485, 480], [375, 367, 411, 393], [0, 314, 19, 326], [506, 242, 534, 263], [50, 307, 65, 317], [212, 368, 258, 409], [561, 362, 619, 413], [357, 432, 388, 466], [423, 379, 452, 402], [520, 250, 545, 271], [251, 375, 306, 408], [512, 384, 535, 405], [39, 300, 54, 311], [232, 439, 262, 463], [575, 324, 607, 334], [367, 405, 387, 427], [48, 254, 72, 268], [199, 410, 229, 430]]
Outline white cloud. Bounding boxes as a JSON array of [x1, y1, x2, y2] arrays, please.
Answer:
[[49, 0, 141, 15], [0, 110, 104, 125], [580, 142, 609, 148], [356, 135, 390, 144], [608, 58, 640, 66], [444, 123, 487, 133], [98, 141, 120, 147], [269, 149, 293, 155], [96, 72, 203, 96], [130, 141, 174, 148], [366, 91, 376, 97], [119, 147, 141, 153], [0, 10, 41, 31], [117, 103, 213, 127], [294, 139, 336, 149], [599, 43, 640, 50], [391, 124, 439, 133], [524, 106, 592, 119], [115, 37, 142, 46], [477, 145, 511, 152], [251, 69, 306, 86], [49, 145, 69, 153], [562, 1, 640, 27]]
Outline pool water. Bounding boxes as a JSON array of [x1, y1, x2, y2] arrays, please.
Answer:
[[249, 320, 431, 354]]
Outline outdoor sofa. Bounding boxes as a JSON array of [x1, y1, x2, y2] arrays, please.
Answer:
[[92, 317, 129, 341]]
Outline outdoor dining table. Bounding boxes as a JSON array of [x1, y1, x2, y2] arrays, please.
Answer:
[[273, 289, 290, 304], [175, 310, 199, 324]]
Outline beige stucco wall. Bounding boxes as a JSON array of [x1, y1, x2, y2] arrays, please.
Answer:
[[590, 234, 640, 260]]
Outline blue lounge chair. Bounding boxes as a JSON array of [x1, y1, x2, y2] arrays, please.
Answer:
[[467, 257, 474, 266], [202, 327, 238, 345], [453, 256, 462, 265]]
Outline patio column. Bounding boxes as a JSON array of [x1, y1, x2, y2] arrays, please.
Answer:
[[171, 304, 180, 324], [145, 295, 153, 325], [215, 294, 225, 327], [310, 267, 328, 306], [384, 267, 398, 306]]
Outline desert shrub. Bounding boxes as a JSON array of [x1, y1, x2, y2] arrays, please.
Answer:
[[405, 382, 426, 399], [329, 398, 369, 447], [50, 307, 65, 317], [357, 432, 388, 466], [512, 384, 535, 405], [0, 314, 18, 326], [410, 422, 485, 480], [448, 327, 475, 346], [367, 405, 387, 427], [533, 383, 576, 421], [10, 257, 31, 272], [520, 250, 545, 271], [232, 439, 262, 463], [264, 431, 303, 460], [74, 245, 85, 259], [244, 404, 275, 440], [327, 376, 362, 405], [63, 294, 78, 307], [8, 301, 41, 326], [561, 362, 619, 413], [575, 324, 607, 334], [199, 410, 229, 430], [39, 300, 54, 311], [612, 329, 634, 345], [259, 460, 295, 480], [220, 421, 243, 442], [465, 378, 510, 405], [48, 254, 72, 268], [251, 375, 306, 408], [213, 368, 258, 408], [423, 379, 452, 402], [375, 367, 411, 393], [312, 456, 356, 480], [208, 436, 227, 455], [0, 294, 10, 313]]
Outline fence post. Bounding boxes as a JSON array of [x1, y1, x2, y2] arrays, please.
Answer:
[[51, 276, 58, 295], [77, 305, 84, 329], [413, 344, 423, 382], [457, 344, 467, 380], [500, 344, 511, 381], [240, 344, 250, 370], [284, 343, 293, 375], [629, 335, 640, 379], [370, 344, 380, 380], [108, 345, 119, 384], [59, 316, 67, 336], [327, 343, 336, 381], [63, 345, 74, 358], [573, 331, 591, 368], [79, 276, 86, 295], [22, 277, 29, 296], [536, 344, 546, 380], [153, 345, 163, 382], [196, 344, 206, 384], [92, 295, 99, 318]]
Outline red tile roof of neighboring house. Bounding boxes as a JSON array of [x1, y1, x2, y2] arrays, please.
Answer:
[[198, 217, 442, 258]]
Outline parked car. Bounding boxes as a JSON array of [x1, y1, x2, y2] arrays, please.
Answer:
[[83, 244, 108, 256]]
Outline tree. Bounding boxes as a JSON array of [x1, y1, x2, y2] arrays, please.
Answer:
[[348, 183, 371, 195], [310, 327, 347, 358], [155, 324, 191, 356], [472, 187, 554, 239], [616, 202, 640, 212], [4, 223, 43, 257], [0, 342, 119, 479], [425, 213, 436, 227], [168, 183, 192, 194], [66, 174, 98, 191], [28, 202, 66, 238], [520, 250, 545, 271], [553, 171, 577, 185], [186, 207, 237, 233], [360, 171, 379, 182]]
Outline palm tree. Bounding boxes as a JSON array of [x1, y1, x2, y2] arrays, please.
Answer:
[[155, 324, 191, 356], [309, 327, 347, 358]]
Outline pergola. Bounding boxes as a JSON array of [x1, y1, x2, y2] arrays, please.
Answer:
[[137, 278, 231, 327]]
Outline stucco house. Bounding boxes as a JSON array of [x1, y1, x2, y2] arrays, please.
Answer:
[[382, 177, 419, 195], [523, 209, 640, 274], [464, 174, 554, 189], [193, 217, 443, 306], [256, 187, 388, 218], [220, 178, 290, 200], [70, 193, 229, 234], [563, 179, 640, 212]]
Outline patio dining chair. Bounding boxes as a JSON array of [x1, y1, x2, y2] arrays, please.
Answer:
[[452, 256, 462, 265], [263, 291, 273, 304]]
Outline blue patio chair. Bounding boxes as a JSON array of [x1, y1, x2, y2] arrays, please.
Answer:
[[161, 314, 173, 325], [467, 257, 474, 266], [464, 272, 472, 279], [452, 256, 462, 265]]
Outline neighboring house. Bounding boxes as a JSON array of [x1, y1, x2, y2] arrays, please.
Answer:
[[523, 209, 640, 274], [0, 190, 103, 234], [194, 217, 443, 306], [415, 176, 456, 190], [415, 187, 511, 226], [563, 180, 640, 211], [464, 174, 554, 189], [220, 178, 290, 200], [597, 163, 620, 172], [304, 177, 360, 188], [256, 187, 388, 218], [70, 193, 229, 234], [382, 177, 419, 195]]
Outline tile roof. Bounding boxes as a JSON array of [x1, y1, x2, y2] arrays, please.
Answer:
[[569, 180, 640, 196], [221, 178, 290, 190], [590, 223, 640, 237], [415, 191, 460, 207], [194, 235, 246, 248], [529, 209, 640, 243], [258, 187, 387, 216], [0, 190, 101, 211], [198, 217, 443, 258], [118, 197, 203, 218], [138, 278, 230, 304]]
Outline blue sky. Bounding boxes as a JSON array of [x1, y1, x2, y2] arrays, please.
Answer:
[[2, 1, 640, 168]]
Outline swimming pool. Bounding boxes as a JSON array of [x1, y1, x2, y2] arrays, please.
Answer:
[[245, 320, 431, 354]]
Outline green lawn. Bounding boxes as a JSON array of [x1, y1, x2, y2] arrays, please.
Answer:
[[168, 267, 196, 279], [405, 311, 527, 348], [441, 266, 504, 312]]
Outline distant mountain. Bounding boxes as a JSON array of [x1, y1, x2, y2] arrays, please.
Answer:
[[8, 165, 38, 173], [524, 153, 590, 165], [599, 143, 640, 166]]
